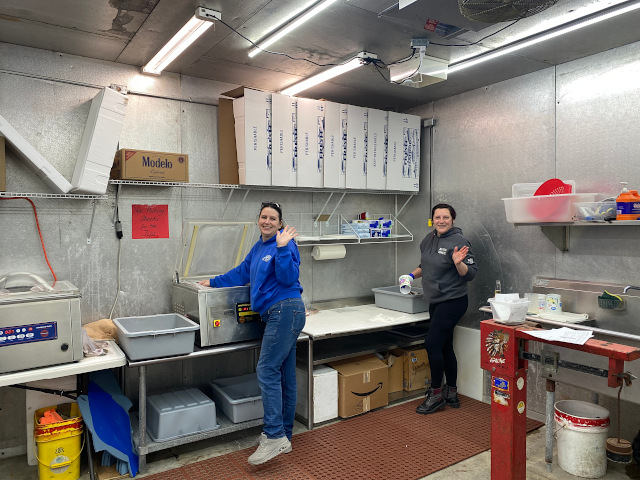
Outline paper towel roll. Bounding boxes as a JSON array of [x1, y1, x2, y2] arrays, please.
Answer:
[[311, 244, 346, 260]]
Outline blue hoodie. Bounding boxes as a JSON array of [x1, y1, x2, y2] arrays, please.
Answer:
[[209, 232, 303, 316]]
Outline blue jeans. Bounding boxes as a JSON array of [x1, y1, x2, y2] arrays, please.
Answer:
[[257, 297, 305, 440]]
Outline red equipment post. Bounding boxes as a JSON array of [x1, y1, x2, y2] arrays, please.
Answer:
[[480, 319, 640, 480]]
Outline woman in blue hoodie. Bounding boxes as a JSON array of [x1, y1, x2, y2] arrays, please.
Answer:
[[199, 202, 304, 465], [399, 203, 477, 414]]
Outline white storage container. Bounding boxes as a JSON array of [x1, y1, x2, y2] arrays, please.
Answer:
[[146, 388, 217, 441], [295, 364, 338, 423], [488, 298, 530, 325], [113, 313, 199, 361], [210, 373, 263, 423], [502, 193, 597, 223]]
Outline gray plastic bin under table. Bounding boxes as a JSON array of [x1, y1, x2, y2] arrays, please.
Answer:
[[113, 313, 199, 361], [371, 286, 429, 313], [210, 373, 264, 424], [146, 388, 218, 442]]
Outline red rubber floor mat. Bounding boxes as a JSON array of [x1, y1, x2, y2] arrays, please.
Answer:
[[141, 395, 543, 480]]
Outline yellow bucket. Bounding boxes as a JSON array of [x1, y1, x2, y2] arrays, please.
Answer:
[[34, 403, 84, 480]]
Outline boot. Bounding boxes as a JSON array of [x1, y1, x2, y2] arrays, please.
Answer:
[[416, 387, 446, 415], [442, 384, 460, 408]]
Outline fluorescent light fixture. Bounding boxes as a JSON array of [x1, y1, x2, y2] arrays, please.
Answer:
[[248, 0, 338, 58], [142, 7, 221, 75], [281, 52, 376, 96], [449, 0, 640, 74]]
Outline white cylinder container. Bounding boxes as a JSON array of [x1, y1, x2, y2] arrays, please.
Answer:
[[554, 400, 609, 478]]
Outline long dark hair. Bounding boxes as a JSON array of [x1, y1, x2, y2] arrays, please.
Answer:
[[431, 203, 456, 221]]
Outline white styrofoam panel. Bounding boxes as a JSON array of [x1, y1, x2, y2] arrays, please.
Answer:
[[365, 108, 387, 190], [386, 111, 420, 192], [345, 105, 366, 190], [271, 93, 297, 186], [452, 326, 484, 402], [323, 101, 346, 189]]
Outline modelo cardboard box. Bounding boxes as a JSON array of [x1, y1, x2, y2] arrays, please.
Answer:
[[391, 347, 431, 391], [327, 354, 388, 418], [111, 148, 188, 182]]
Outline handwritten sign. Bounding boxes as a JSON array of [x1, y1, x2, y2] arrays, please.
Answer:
[[132, 204, 169, 239]]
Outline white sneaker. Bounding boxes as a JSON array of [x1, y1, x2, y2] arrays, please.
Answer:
[[248, 433, 291, 465]]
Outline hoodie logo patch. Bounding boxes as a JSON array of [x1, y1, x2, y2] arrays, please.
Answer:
[[466, 258, 474, 264], [438, 247, 447, 255], [262, 255, 272, 262]]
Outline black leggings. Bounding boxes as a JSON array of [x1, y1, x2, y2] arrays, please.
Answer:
[[424, 295, 468, 389]]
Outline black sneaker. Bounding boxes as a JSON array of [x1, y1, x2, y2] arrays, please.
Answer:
[[416, 388, 446, 415], [442, 384, 460, 408]]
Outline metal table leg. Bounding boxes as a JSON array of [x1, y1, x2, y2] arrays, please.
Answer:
[[307, 338, 314, 430], [138, 365, 147, 472]]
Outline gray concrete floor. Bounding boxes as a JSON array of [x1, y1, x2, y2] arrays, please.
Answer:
[[4, 404, 638, 479]]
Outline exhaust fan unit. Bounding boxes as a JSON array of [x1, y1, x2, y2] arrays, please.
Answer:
[[459, 0, 559, 23], [389, 51, 448, 88]]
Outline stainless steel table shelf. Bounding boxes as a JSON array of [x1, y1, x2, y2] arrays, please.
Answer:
[[125, 335, 309, 472]]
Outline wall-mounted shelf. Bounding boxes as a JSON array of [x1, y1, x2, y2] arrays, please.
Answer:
[[513, 220, 640, 252], [0, 191, 107, 199]]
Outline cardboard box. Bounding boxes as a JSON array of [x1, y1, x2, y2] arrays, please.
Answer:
[[346, 105, 367, 189], [380, 351, 403, 394], [111, 148, 189, 182], [386, 112, 420, 192], [328, 354, 388, 418], [219, 87, 272, 186], [0, 136, 5, 192], [271, 93, 297, 186], [366, 108, 387, 190], [297, 98, 324, 187], [295, 364, 338, 423], [392, 347, 431, 391], [323, 101, 346, 189]]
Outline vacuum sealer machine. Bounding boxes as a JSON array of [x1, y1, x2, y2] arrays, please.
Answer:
[[172, 219, 265, 347], [0, 272, 83, 374]]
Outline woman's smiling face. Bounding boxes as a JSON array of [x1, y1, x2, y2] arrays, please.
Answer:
[[432, 208, 453, 236], [259, 206, 282, 240]]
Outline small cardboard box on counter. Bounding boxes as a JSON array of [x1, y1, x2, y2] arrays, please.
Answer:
[[295, 364, 338, 423], [328, 354, 388, 418], [111, 148, 188, 182], [391, 347, 431, 391]]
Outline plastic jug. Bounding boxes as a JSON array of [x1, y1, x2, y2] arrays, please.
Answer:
[[616, 182, 639, 220]]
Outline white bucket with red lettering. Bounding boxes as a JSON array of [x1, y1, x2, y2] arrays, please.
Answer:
[[554, 400, 610, 478]]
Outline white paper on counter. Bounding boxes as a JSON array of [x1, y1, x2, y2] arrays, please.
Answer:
[[525, 327, 593, 345]]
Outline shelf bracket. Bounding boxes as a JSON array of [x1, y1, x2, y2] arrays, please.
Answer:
[[540, 225, 569, 252], [220, 189, 235, 218], [314, 192, 334, 227], [324, 192, 347, 226], [87, 199, 97, 244], [234, 189, 251, 219], [396, 194, 414, 218]]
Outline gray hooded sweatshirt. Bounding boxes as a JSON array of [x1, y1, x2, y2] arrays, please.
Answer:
[[418, 226, 477, 304]]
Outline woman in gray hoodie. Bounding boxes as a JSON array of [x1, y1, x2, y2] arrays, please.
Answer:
[[400, 203, 477, 414]]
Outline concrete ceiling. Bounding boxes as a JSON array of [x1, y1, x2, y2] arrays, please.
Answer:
[[1, 0, 640, 110]]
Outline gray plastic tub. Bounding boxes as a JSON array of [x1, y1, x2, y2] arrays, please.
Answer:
[[210, 373, 264, 424], [146, 388, 218, 442], [371, 286, 429, 313], [113, 313, 199, 361]]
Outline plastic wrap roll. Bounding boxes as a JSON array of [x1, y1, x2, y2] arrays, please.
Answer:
[[311, 244, 346, 260]]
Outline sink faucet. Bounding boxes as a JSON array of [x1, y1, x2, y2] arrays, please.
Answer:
[[623, 285, 640, 294]]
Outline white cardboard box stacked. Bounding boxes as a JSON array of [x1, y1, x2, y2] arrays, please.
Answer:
[[295, 364, 338, 423]]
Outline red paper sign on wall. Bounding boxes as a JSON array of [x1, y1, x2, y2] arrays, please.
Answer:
[[132, 204, 169, 239]]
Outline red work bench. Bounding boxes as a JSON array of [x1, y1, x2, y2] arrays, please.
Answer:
[[480, 319, 640, 480]]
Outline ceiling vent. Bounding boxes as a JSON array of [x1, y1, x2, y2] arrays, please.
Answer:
[[458, 0, 559, 23], [389, 47, 449, 88]]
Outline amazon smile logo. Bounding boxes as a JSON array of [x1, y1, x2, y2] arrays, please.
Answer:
[[351, 382, 383, 397]]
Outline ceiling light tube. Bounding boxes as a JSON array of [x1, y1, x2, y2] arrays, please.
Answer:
[[448, 0, 640, 74], [143, 7, 221, 75], [248, 0, 338, 58], [281, 52, 375, 96]]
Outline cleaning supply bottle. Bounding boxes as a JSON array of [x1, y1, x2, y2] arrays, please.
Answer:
[[616, 182, 638, 220]]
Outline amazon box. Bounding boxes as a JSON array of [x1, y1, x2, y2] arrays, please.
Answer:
[[392, 347, 431, 391], [380, 351, 403, 394], [328, 354, 388, 418]]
